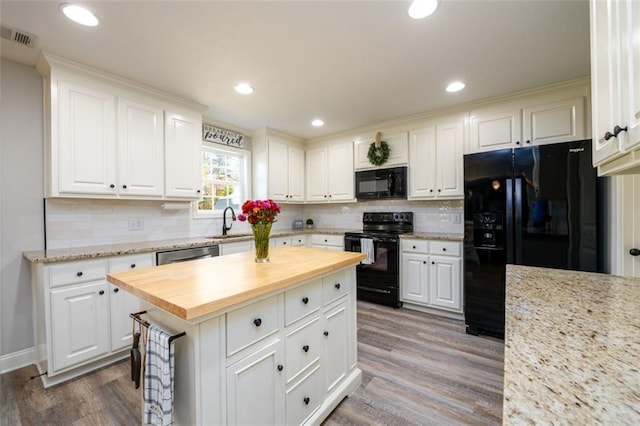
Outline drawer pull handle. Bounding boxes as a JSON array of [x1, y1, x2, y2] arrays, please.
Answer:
[[432, 261, 435, 265], [413, 245, 416, 249], [324, 331, 329, 337], [302, 345, 309, 353], [110, 184, 115, 189], [99, 290, 105, 295], [77, 271, 83, 277], [423, 261, 426, 264], [277, 364, 283, 371], [122, 184, 127, 189], [334, 283, 341, 290], [303, 396, 310, 405], [130, 264, 136, 268], [302, 297, 309, 305], [114, 288, 119, 293], [442, 247, 446, 251], [253, 318, 262, 327]]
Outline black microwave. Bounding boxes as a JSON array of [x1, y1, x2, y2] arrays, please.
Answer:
[[355, 166, 407, 200]]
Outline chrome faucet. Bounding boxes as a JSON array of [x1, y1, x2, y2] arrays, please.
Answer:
[[222, 207, 236, 236]]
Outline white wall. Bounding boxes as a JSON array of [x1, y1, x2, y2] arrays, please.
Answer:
[[0, 59, 44, 357]]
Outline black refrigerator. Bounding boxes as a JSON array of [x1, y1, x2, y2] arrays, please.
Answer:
[[463, 140, 602, 338]]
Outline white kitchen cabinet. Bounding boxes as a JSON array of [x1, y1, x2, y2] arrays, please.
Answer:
[[323, 300, 349, 395], [469, 107, 521, 153], [268, 139, 305, 202], [590, 0, 640, 175], [306, 141, 355, 203], [226, 339, 285, 426], [36, 53, 205, 200], [164, 110, 203, 199], [408, 116, 464, 200], [522, 97, 586, 147], [271, 234, 307, 248], [400, 239, 463, 317], [354, 131, 409, 170], [220, 240, 253, 255], [310, 234, 344, 251], [285, 364, 323, 425]]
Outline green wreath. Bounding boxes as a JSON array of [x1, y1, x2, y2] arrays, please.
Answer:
[[367, 141, 390, 166]]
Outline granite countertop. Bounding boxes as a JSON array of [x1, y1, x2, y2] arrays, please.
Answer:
[[401, 232, 463, 241], [107, 247, 365, 321], [23, 228, 355, 264], [504, 264, 640, 424]]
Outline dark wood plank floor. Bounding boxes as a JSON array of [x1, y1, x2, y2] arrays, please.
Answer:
[[1, 302, 503, 425]]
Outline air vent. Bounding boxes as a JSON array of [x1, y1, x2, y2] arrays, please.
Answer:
[[1, 26, 38, 47]]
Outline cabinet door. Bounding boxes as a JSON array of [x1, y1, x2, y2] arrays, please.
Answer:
[[619, 0, 640, 152], [354, 131, 408, 169], [408, 126, 437, 199], [50, 281, 110, 371], [401, 253, 429, 304], [108, 254, 152, 351], [428, 256, 462, 311], [435, 121, 464, 198], [306, 146, 328, 202], [117, 98, 164, 197], [268, 140, 289, 201], [57, 81, 117, 195], [522, 98, 586, 147], [226, 340, 285, 425], [164, 110, 202, 199], [327, 142, 355, 201], [287, 145, 305, 201], [323, 302, 349, 395], [469, 108, 522, 153]]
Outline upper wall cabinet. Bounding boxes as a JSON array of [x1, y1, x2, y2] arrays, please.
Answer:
[[354, 131, 408, 170], [36, 53, 205, 200], [408, 114, 464, 200], [467, 84, 588, 154], [252, 129, 305, 203], [306, 141, 355, 203], [590, 0, 640, 175]]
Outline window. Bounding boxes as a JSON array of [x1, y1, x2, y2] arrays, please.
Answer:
[[195, 144, 250, 217]]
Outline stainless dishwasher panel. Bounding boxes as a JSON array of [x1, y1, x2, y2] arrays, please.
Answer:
[[156, 245, 220, 265]]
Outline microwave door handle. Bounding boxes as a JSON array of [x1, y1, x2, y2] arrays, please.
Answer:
[[388, 173, 394, 196]]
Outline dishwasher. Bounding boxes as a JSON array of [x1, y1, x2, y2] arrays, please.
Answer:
[[156, 245, 220, 265]]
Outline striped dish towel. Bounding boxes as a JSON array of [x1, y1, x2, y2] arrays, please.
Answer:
[[360, 238, 375, 264], [144, 324, 175, 426]]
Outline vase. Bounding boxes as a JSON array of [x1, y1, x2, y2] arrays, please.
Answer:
[[252, 222, 272, 263]]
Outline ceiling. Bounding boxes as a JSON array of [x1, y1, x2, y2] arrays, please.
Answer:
[[0, 1, 591, 140]]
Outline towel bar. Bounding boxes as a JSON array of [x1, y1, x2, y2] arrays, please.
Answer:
[[130, 310, 186, 343]]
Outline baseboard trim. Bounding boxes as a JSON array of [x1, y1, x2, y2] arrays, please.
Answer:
[[0, 346, 35, 374]]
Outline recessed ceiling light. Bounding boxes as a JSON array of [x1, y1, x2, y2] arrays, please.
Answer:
[[60, 4, 99, 27], [408, 0, 439, 19], [311, 119, 325, 127], [234, 83, 254, 94], [446, 81, 466, 92]]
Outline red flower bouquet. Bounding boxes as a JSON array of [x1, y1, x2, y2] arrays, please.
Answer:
[[237, 199, 281, 262]]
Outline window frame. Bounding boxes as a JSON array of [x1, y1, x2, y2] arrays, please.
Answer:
[[193, 142, 252, 219]]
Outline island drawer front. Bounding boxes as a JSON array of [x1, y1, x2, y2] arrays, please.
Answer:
[[49, 259, 108, 288], [429, 241, 461, 257], [226, 296, 279, 357], [285, 280, 322, 326], [285, 363, 322, 426], [285, 316, 322, 384], [108, 253, 154, 272], [322, 270, 349, 306], [401, 239, 429, 253]]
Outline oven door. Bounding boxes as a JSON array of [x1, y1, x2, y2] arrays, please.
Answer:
[[345, 235, 401, 307]]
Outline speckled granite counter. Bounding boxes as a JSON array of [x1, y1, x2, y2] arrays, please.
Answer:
[[504, 265, 640, 424], [400, 232, 463, 241], [23, 228, 354, 263]]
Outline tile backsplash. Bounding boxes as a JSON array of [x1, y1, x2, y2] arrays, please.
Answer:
[[44, 198, 463, 249]]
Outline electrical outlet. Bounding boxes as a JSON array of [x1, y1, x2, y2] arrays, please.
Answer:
[[128, 217, 144, 231], [452, 213, 461, 224]]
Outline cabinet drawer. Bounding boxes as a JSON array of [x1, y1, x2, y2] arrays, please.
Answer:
[[226, 296, 279, 357], [49, 259, 108, 288], [285, 317, 321, 384], [310, 234, 343, 248], [401, 239, 429, 253], [271, 237, 291, 247], [285, 280, 322, 326], [108, 253, 154, 273], [322, 270, 349, 306], [285, 364, 322, 426], [291, 235, 307, 246], [429, 241, 461, 257]]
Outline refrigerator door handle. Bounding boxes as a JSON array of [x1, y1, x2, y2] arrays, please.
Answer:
[[506, 178, 514, 264], [514, 178, 523, 264]]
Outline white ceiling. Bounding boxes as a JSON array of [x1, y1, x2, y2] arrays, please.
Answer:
[[0, 1, 591, 140]]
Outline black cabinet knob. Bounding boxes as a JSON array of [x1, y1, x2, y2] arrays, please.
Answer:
[[197, 189, 201, 194], [76, 271, 83, 277], [412, 245, 416, 249], [253, 318, 262, 327], [423, 261, 426, 264], [277, 364, 283, 371], [329, 194, 332, 198], [130, 264, 136, 268], [604, 131, 615, 141], [122, 184, 127, 189], [442, 247, 447, 251], [302, 345, 309, 352], [324, 331, 329, 336], [303, 396, 310, 405], [614, 125, 628, 137], [515, 140, 521, 145], [302, 297, 309, 304], [630, 248, 640, 256], [526, 140, 531, 144], [432, 261, 435, 264], [113, 288, 119, 293], [438, 189, 441, 192], [324, 195, 327, 198], [429, 189, 433, 193], [99, 290, 105, 295], [110, 184, 115, 188], [334, 283, 341, 290]]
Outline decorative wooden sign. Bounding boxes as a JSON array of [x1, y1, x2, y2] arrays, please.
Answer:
[[203, 124, 245, 148]]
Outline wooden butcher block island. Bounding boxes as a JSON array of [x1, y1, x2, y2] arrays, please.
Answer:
[[107, 246, 366, 426]]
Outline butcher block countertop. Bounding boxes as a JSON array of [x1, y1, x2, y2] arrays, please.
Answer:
[[107, 246, 365, 322], [504, 265, 640, 424]]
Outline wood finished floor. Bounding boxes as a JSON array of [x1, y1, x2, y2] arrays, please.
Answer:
[[1, 302, 503, 425]]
